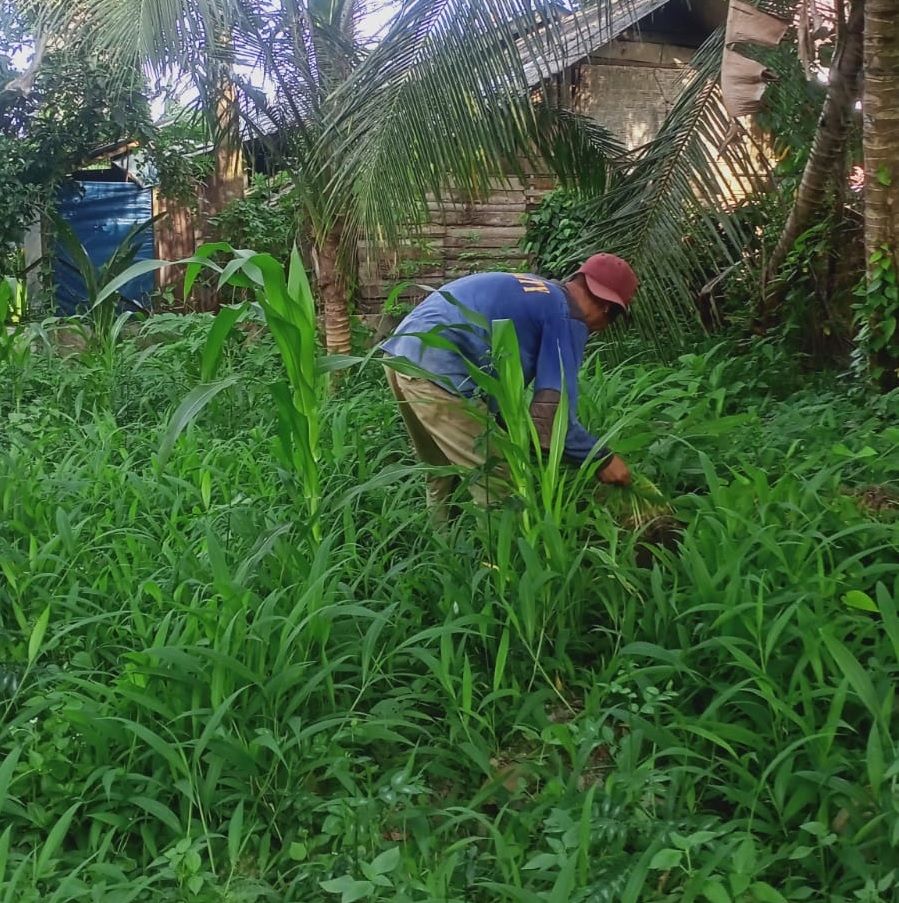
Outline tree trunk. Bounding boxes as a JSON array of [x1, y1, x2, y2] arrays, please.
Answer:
[[763, 1, 865, 295], [315, 231, 352, 355], [863, 0, 899, 388], [205, 77, 245, 225], [195, 69, 244, 312]]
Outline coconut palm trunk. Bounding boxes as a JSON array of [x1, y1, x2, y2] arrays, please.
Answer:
[[763, 0, 864, 296], [206, 77, 246, 221], [315, 229, 351, 355], [863, 0, 899, 388], [310, 3, 356, 356]]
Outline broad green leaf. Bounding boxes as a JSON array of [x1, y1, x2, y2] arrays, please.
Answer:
[[523, 852, 560, 870], [94, 259, 170, 307], [317, 354, 365, 375], [882, 316, 897, 343], [842, 590, 878, 613], [157, 376, 240, 468], [462, 654, 473, 713], [0, 825, 10, 887], [821, 633, 882, 722], [131, 796, 181, 835], [750, 882, 788, 902], [228, 801, 245, 866], [369, 847, 400, 875], [649, 848, 682, 870], [288, 244, 316, 319], [53, 216, 99, 300], [494, 628, 510, 693], [319, 876, 374, 902], [201, 304, 247, 382], [217, 255, 256, 290], [866, 721, 885, 795], [701, 880, 732, 903], [183, 243, 234, 298], [832, 443, 877, 459], [110, 310, 134, 344], [28, 606, 51, 664], [0, 749, 21, 815], [289, 841, 307, 862], [732, 836, 756, 874], [672, 830, 718, 849], [0, 279, 11, 324], [788, 845, 815, 860], [35, 802, 80, 878], [115, 719, 188, 779], [876, 582, 899, 661]]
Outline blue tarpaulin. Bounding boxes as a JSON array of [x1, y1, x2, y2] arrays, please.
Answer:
[[54, 181, 155, 315]]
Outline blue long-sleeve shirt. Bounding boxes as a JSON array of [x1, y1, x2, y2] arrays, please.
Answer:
[[381, 272, 610, 466]]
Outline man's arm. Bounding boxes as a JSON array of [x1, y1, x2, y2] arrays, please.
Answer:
[[529, 388, 630, 485], [530, 388, 610, 464], [531, 314, 631, 485]]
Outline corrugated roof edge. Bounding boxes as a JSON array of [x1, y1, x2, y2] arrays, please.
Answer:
[[519, 0, 673, 85]]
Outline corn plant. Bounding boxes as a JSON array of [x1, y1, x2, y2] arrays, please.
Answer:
[[181, 244, 361, 544]]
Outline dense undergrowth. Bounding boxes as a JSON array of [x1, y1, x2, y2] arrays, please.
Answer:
[[1, 314, 897, 902]]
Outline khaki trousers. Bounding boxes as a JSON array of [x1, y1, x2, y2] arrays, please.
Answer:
[[385, 367, 510, 520]]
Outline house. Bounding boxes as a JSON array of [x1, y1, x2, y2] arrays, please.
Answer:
[[49, 141, 158, 315], [30, 127, 258, 315], [358, 0, 728, 321], [523, 0, 726, 149]]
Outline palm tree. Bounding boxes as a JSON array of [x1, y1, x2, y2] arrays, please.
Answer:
[[557, 3, 887, 354], [224, 0, 620, 353], [544, 31, 766, 346], [764, 0, 864, 297], [862, 0, 899, 388], [30, 0, 617, 353]]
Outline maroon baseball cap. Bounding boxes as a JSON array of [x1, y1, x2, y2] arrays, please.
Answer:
[[577, 253, 638, 309]]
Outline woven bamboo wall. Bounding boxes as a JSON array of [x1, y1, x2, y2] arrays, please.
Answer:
[[357, 173, 555, 318]]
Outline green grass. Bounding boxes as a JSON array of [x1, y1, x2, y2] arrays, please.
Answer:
[[1, 313, 897, 902]]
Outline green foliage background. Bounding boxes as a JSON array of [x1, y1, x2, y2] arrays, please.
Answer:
[[209, 177, 301, 262], [0, 47, 153, 260]]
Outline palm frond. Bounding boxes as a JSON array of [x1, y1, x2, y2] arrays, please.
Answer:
[[558, 31, 769, 348], [227, 2, 364, 231], [318, 0, 615, 248], [530, 105, 627, 193], [24, 0, 239, 82]]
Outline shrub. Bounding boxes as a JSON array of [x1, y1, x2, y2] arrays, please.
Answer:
[[521, 187, 596, 278], [209, 175, 301, 263]]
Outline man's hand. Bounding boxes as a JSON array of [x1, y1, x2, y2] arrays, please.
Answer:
[[598, 454, 631, 487]]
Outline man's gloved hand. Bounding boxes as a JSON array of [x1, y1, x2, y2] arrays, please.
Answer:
[[599, 454, 631, 487]]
